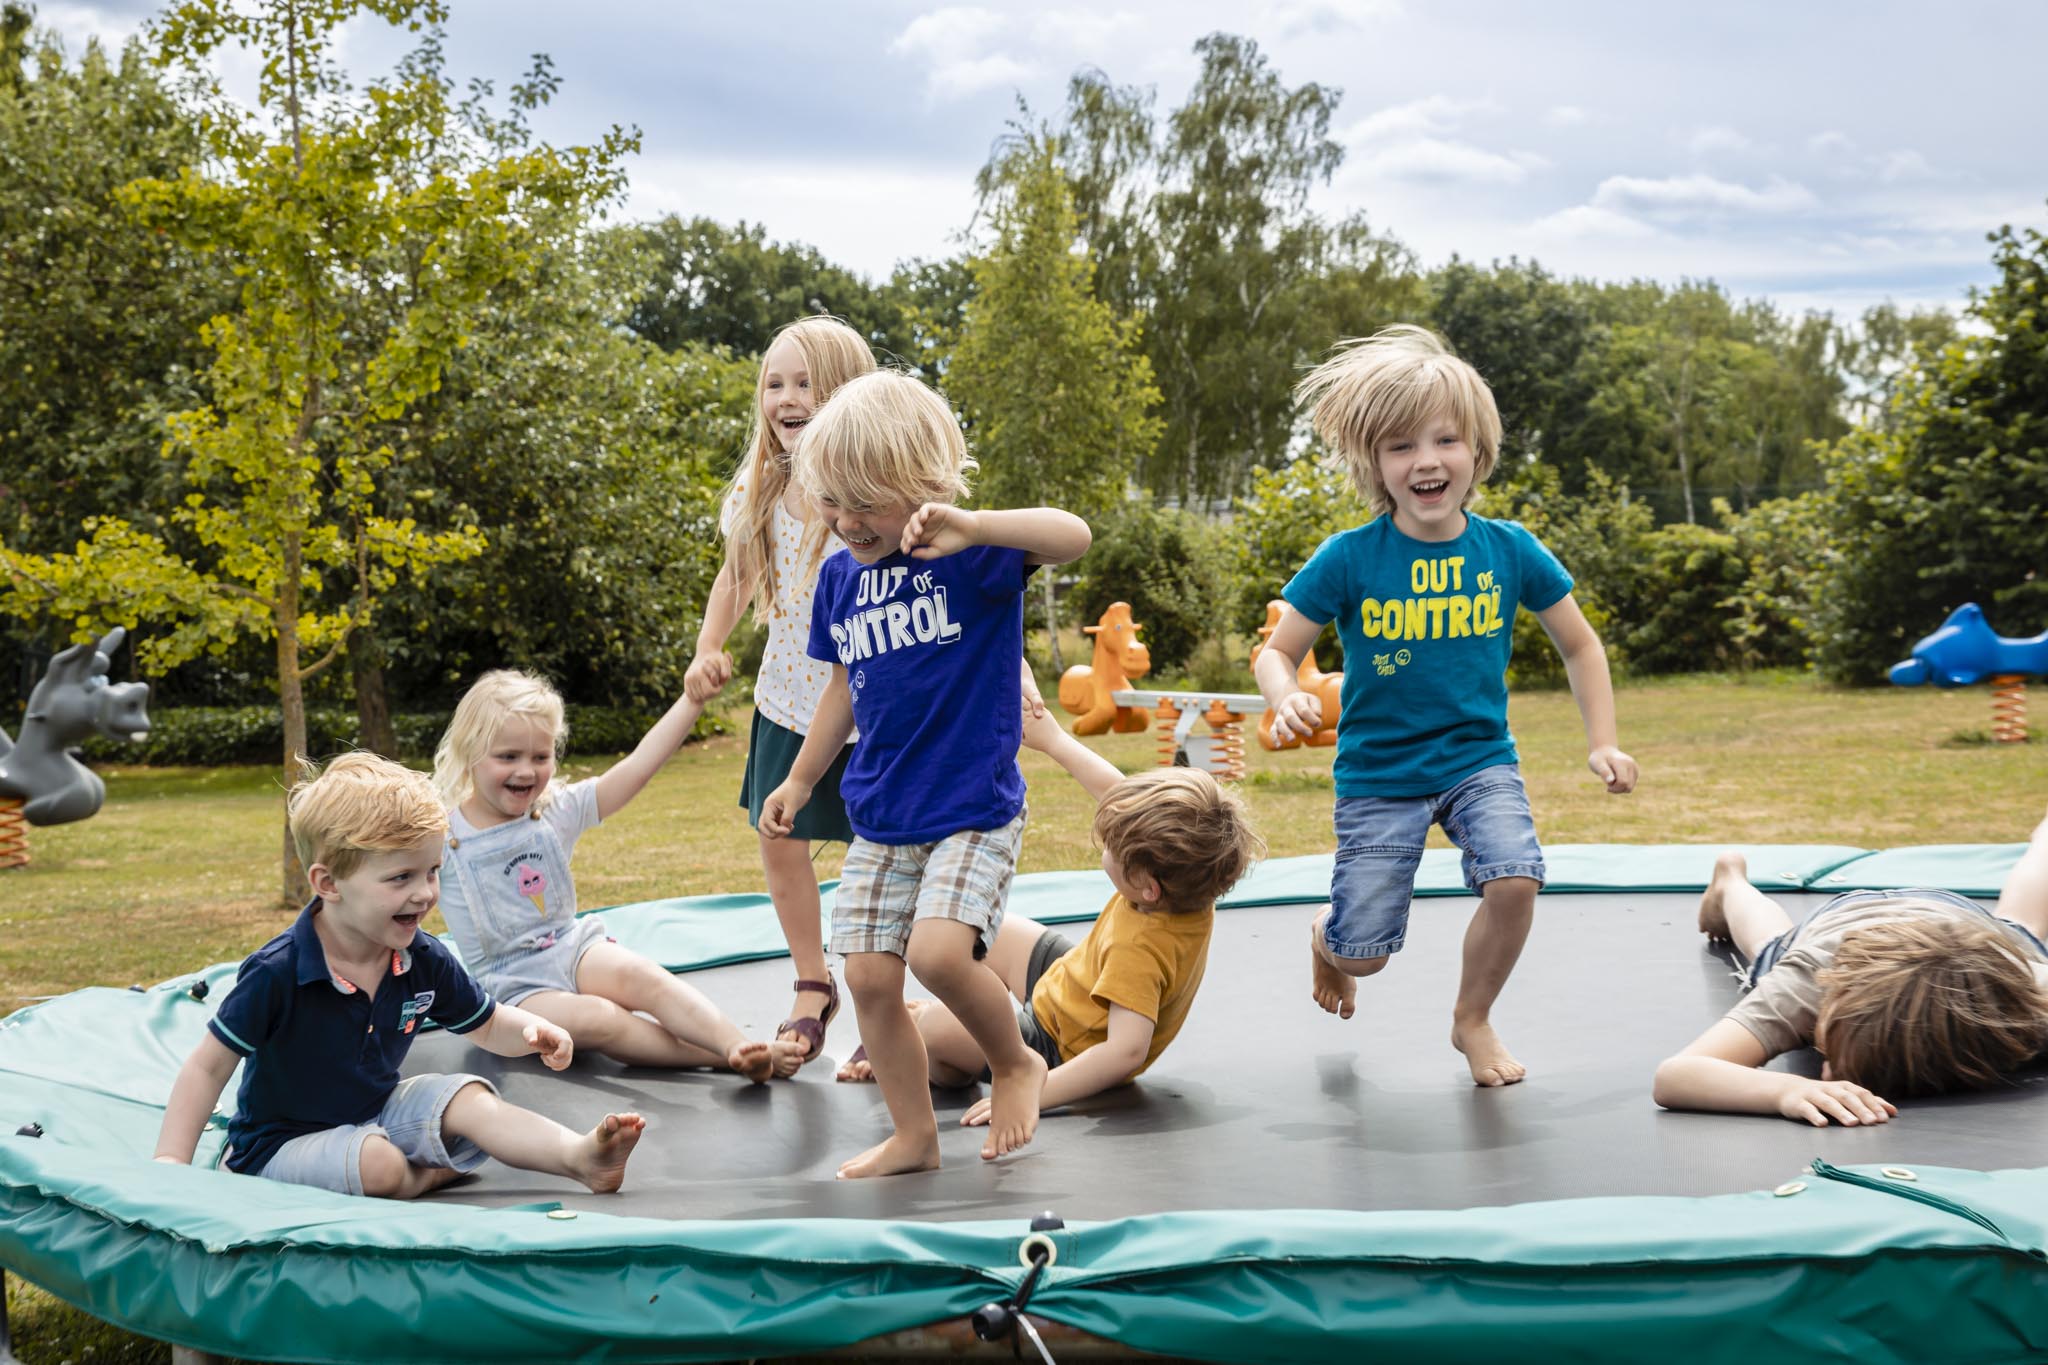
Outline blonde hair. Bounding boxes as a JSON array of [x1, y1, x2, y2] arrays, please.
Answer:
[[1093, 768, 1265, 913], [287, 752, 447, 881], [1817, 917, 2048, 1097], [792, 370, 977, 513], [726, 317, 877, 616], [1294, 325, 1503, 515], [432, 669, 567, 811]]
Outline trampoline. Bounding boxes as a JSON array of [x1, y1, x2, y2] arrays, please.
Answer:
[[3, 843, 2047, 1363]]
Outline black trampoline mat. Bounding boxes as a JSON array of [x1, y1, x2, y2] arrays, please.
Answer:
[[402, 893, 2048, 1223]]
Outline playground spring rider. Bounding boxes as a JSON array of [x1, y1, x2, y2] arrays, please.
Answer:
[[1059, 602, 1345, 779], [1888, 603, 2046, 743], [0, 627, 152, 868]]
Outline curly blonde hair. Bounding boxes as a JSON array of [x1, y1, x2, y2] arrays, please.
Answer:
[[1818, 916, 2048, 1097], [431, 669, 567, 812], [1093, 768, 1265, 913], [792, 369, 977, 513], [287, 752, 447, 880], [1294, 325, 1503, 516]]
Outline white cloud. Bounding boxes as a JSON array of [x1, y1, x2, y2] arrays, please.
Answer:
[[1345, 94, 1494, 145], [1528, 204, 1659, 240], [1686, 125, 1750, 157], [889, 7, 1038, 100], [1545, 105, 1590, 128], [1260, 0, 1402, 36], [31, 2, 144, 53], [1355, 137, 1546, 185], [1028, 9, 1145, 52], [1807, 130, 1857, 156], [1591, 172, 1818, 218], [1877, 149, 1934, 182]]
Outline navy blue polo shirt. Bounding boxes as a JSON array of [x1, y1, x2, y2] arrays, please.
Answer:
[[208, 900, 495, 1175]]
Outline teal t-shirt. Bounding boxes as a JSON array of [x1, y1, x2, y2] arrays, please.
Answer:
[[1282, 513, 1573, 798]]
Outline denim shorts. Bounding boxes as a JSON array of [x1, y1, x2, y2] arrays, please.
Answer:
[[256, 1072, 494, 1196], [1326, 763, 1545, 960], [1747, 888, 2048, 987], [477, 914, 612, 1007]]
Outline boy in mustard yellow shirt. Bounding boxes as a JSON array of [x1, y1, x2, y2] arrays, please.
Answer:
[[840, 695, 1264, 1121]]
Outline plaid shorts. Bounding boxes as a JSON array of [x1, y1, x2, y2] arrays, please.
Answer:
[[831, 810, 1028, 959]]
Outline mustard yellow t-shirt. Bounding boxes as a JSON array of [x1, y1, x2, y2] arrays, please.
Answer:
[[1030, 894, 1213, 1073]]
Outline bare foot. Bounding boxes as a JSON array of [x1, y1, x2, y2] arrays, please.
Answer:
[[766, 1039, 808, 1079], [1699, 851, 1748, 943], [1309, 914, 1357, 1019], [982, 1051, 1049, 1160], [836, 1131, 941, 1180], [1452, 1019, 1526, 1087], [571, 1112, 646, 1194], [727, 1039, 775, 1084], [836, 1046, 873, 1082]]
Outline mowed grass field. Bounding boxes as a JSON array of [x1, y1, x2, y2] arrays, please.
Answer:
[[0, 670, 2044, 1363], [3, 670, 2042, 1003]]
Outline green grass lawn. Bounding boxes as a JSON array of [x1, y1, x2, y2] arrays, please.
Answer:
[[0, 670, 2043, 1361]]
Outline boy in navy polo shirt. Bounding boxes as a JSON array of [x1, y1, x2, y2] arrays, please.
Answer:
[[1256, 326, 1638, 1089], [153, 753, 646, 1198], [760, 370, 1090, 1179]]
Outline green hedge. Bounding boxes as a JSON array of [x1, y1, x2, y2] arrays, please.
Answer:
[[77, 705, 726, 767]]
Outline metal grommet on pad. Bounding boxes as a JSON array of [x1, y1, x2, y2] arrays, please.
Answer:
[[1018, 1231, 1058, 1269], [1881, 1167, 1918, 1182], [1773, 1181, 1806, 1197], [546, 1208, 577, 1221]]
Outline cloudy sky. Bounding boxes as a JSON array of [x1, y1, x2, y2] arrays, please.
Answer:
[[37, 0, 2048, 322]]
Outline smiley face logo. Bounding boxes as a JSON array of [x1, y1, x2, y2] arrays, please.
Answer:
[[1395, 649, 1412, 666]]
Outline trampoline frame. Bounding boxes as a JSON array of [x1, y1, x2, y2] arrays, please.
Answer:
[[4, 843, 2047, 1364]]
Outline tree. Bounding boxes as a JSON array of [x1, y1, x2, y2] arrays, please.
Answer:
[[983, 35, 1417, 501], [0, 9, 230, 555], [1842, 302, 1961, 432], [1, 0, 631, 901], [1428, 258, 1598, 466], [1811, 216, 2048, 683], [622, 216, 911, 360], [945, 140, 1163, 669]]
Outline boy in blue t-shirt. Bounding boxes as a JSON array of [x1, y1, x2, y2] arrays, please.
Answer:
[[761, 370, 1091, 1179], [153, 753, 646, 1198], [1255, 326, 1638, 1088]]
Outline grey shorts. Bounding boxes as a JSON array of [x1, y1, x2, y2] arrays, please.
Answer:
[[831, 811, 1027, 960], [476, 915, 612, 1006], [1013, 928, 1075, 1071], [257, 1072, 494, 1195]]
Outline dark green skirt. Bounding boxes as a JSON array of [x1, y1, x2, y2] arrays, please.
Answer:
[[738, 709, 857, 843]]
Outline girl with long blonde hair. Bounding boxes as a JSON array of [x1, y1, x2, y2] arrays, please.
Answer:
[[685, 316, 877, 1068]]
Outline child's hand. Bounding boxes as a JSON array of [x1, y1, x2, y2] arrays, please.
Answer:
[[759, 779, 812, 838], [1777, 1077, 1896, 1127], [525, 1021, 574, 1070], [685, 651, 733, 703], [1272, 689, 1322, 740], [901, 503, 980, 560], [959, 1095, 993, 1127], [1587, 745, 1638, 794], [1021, 699, 1064, 752], [1022, 669, 1048, 721]]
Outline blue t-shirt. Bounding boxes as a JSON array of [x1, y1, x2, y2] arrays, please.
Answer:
[[207, 901, 495, 1175], [807, 544, 1032, 843], [1283, 513, 1573, 798]]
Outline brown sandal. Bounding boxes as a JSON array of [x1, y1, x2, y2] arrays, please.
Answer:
[[777, 976, 840, 1064]]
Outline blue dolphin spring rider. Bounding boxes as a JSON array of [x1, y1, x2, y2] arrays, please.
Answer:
[[1889, 603, 2048, 743]]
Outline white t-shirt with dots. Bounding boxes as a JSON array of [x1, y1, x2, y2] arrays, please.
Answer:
[[723, 474, 854, 737]]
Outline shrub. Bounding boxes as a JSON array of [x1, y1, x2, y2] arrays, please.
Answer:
[[1071, 502, 1240, 674]]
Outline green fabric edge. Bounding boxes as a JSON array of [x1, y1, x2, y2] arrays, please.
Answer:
[[2, 1142, 2045, 1364]]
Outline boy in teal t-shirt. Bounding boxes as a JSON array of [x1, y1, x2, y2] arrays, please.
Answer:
[[1254, 326, 1638, 1088]]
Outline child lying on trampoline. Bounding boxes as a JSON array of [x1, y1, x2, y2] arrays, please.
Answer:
[[840, 695, 1265, 1123], [153, 754, 644, 1198], [1655, 808, 2048, 1126]]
